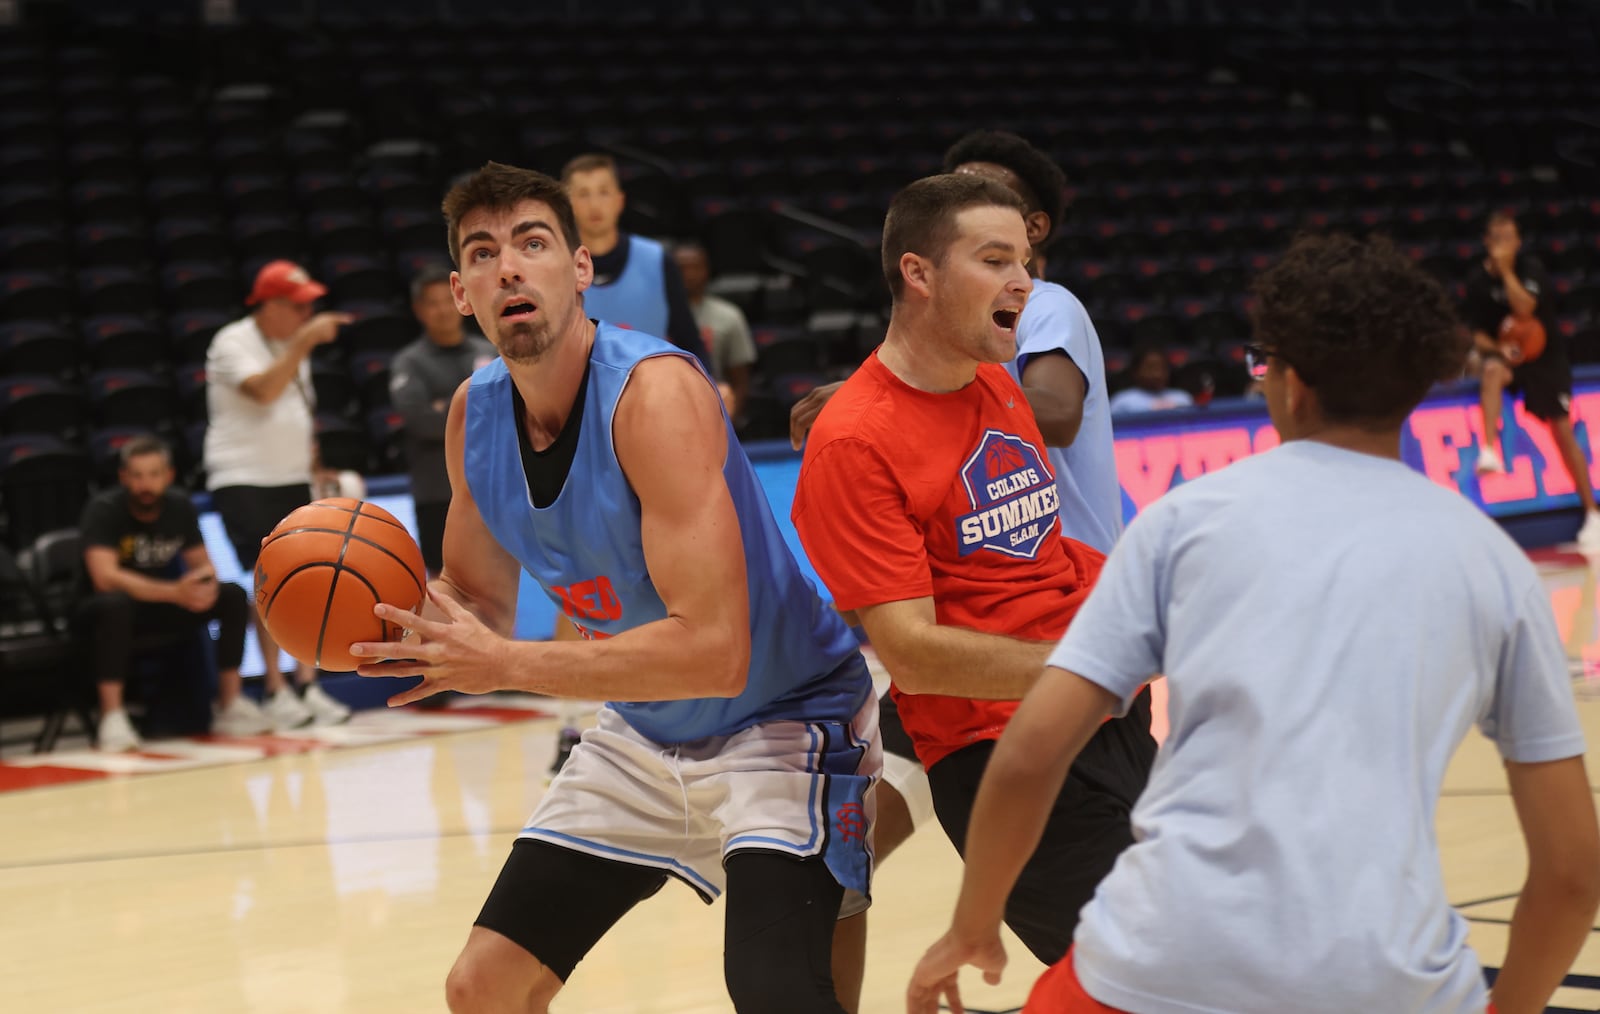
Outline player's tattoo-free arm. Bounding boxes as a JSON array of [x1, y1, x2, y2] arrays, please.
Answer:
[[856, 596, 1056, 700], [353, 361, 752, 705], [1490, 754, 1600, 1014], [1019, 350, 1087, 448]]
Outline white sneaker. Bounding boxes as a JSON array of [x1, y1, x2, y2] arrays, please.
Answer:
[[1476, 445, 1505, 474], [1579, 511, 1600, 550], [98, 709, 141, 753], [263, 688, 314, 731], [213, 695, 273, 736], [302, 682, 352, 726]]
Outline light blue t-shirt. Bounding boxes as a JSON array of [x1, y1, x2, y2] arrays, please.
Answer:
[[1108, 386, 1194, 416], [1002, 280, 1123, 555], [1050, 439, 1585, 1014]]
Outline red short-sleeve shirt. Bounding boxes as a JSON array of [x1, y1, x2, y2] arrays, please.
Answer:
[[793, 351, 1104, 767]]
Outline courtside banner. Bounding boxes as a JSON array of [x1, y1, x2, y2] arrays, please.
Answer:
[[1111, 371, 1600, 522]]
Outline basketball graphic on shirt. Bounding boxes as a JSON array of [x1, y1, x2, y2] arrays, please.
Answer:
[[984, 440, 1027, 477], [956, 429, 1061, 559]]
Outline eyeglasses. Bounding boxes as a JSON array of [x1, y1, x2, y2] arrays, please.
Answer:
[[1243, 344, 1273, 380]]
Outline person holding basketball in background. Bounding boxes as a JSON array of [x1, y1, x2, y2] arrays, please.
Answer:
[[348, 162, 879, 1014], [1469, 211, 1600, 548], [794, 174, 1155, 991], [908, 233, 1600, 1014]]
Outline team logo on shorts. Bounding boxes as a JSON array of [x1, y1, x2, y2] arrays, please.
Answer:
[[955, 429, 1059, 559], [834, 802, 867, 844]]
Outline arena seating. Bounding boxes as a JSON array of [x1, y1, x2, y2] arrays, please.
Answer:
[[1, 4, 1597, 548]]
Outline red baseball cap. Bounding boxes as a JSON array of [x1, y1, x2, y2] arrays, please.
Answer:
[[246, 260, 328, 305]]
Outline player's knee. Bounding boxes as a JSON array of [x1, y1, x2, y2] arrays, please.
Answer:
[[445, 949, 556, 1014], [724, 934, 841, 1014]]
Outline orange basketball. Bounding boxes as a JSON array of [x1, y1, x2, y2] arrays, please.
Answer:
[[253, 498, 427, 672], [1498, 314, 1547, 365]]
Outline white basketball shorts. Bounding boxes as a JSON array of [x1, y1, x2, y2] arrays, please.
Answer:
[[520, 697, 882, 918]]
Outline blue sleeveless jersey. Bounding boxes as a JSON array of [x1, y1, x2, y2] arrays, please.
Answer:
[[582, 235, 670, 339], [465, 323, 870, 744]]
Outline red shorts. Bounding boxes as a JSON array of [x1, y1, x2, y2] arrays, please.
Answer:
[[1025, 948, 1500, 1014], [1024, 948, 1127, 1013]]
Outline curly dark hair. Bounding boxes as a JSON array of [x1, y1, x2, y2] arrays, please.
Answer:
[[941, 130, 1067, 250], [1250, 233, 1467, 427]]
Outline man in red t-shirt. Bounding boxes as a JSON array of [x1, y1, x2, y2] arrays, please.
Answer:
[[793, 174, 1155, 967]]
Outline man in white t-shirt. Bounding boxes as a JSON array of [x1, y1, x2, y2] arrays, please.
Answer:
[[909, 233, 1600, 1014], [203, 259, 354, 728]]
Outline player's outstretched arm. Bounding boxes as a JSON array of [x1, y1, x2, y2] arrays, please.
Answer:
[[1491, 754, 1600, 1014], [906, 666, 1117, 1013]]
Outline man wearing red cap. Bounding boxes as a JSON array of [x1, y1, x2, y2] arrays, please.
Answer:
[[202, 259, 354, 730]]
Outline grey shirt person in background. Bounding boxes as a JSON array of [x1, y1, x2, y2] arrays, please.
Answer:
[[389, 264, 497, 574], [674, 242, 757, 421]]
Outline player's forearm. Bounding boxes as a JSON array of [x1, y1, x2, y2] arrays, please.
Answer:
[[880, 625, 1053, 699], [241, 340, 311, 404], [95, 567, 178, 604], [502, 615, 749, 701], [1492, 869, 1600, 1014], [1501, 272, 1538, 319]]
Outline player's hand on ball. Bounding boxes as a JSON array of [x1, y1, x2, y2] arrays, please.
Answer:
[[350, 588, 509, 705], [905, 927, 1007, 1014]]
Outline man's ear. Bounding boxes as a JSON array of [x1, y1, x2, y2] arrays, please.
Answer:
[[901, 253, 934, 300]]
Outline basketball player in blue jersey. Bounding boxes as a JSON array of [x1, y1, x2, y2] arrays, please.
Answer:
[[349, 161, 879, 1014], [787, 131, 1123, 1010], [562, 152, 710, 370]]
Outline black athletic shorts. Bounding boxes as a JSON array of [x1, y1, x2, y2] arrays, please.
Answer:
[[876, 688, 917, 762], [210, 483, 312, 570], [1509, 353, 1573, 421], [925, 688, 1156, 966]]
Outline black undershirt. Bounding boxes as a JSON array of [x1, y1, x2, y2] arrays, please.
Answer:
[[511, 359, 591, 509]]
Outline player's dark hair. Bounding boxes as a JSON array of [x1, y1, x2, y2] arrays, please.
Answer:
[[441, 162, 581, 267], [1250, 233, 1467, 428], [942, 130, 1067, 249], [881, 174, 1027, 302]]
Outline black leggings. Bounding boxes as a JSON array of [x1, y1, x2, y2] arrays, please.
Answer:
[[81, 585, 249, 685], [475, 839, 846, 1012]]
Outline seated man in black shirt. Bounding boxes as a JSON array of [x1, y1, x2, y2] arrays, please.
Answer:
[[79, 435, 268, 751], [1468, 210, 1600, 549]]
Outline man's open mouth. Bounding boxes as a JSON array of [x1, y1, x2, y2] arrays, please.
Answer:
[[501, 297, 536, 320], [993, 308, 1020, 331]]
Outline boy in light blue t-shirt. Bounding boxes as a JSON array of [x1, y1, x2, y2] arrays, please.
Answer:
[[910, 233, 1600, 1014]]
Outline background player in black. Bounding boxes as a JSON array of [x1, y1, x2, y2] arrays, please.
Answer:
[[78, 435, 259, 751], [1467, 211, 1600, 548]]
